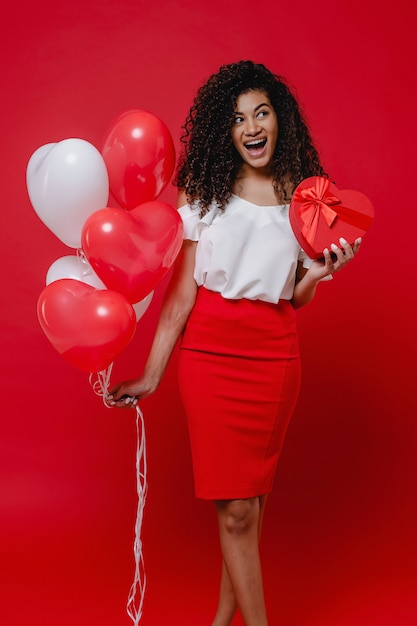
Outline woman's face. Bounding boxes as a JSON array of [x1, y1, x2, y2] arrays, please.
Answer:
[[231, 89, 278, 172]]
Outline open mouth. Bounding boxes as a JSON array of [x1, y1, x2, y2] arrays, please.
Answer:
[[244, 138, 267, 155]]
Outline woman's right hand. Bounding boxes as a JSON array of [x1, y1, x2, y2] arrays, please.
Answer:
[[106, 374, 158, 409]]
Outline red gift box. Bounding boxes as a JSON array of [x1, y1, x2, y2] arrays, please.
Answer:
[[289, 176, 374, 259]]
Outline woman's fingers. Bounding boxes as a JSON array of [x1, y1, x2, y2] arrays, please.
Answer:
[[352, 237, 362, 254], [106, 394, 138, 408], [324, 236, 362, 274], [105, 384, 139, 408]]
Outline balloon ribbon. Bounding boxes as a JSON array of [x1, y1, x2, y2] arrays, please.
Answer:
[[90, 367, 147, 624]]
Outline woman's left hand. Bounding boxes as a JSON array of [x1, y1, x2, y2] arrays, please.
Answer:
[[309, 236, 362, 281]]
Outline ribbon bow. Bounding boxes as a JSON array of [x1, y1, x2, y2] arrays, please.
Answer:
[[293, 177, 373, 247], [293, 177, 340, 246]]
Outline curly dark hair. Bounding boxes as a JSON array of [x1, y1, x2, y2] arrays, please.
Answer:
[[174, 60, 327, 214]]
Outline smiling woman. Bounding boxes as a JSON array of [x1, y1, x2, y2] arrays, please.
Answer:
[[108, 60, 362, 626], [231, 91, 278, 170], [174, 61, 327, 214], [1, 0, 413, 619]]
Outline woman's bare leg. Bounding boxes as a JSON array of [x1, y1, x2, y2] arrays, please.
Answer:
[[211, 496, 269, 626], [211, 559, 238, 626]]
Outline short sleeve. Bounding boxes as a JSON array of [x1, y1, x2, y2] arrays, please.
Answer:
[[178, 202, 220, 241], [298, 247, 333, 281], [178, 204, 201, 241], [298, 247, 312, 269]]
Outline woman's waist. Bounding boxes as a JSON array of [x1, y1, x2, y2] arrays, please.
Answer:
[[180, 287, 299, 359]]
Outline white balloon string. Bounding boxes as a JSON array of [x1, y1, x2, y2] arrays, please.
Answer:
[[127, 404, 148, 625], [89, 363, 114, 406], [76, 248, 93, 281], [90, 365, 148, 624]]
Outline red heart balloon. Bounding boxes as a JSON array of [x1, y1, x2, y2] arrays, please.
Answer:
[[102, 109, 176, 210], [37, 279, 136, 373], [289, 176, 374, 258], [82, 201, 183, 303]]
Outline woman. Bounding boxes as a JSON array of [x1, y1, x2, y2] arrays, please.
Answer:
[[108, 61, 361, 625]]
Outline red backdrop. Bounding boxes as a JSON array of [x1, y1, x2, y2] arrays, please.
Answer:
[[1, 1, 416, 624]]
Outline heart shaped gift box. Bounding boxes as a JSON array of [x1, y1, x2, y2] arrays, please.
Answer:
[[289, 176, 374, 259]]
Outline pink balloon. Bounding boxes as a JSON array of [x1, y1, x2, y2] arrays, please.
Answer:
[[37, 279, 136, 373], [102, 110, 175, 210], [82, 201, 183, 303]]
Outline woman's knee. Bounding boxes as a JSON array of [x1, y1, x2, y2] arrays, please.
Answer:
[[216, 498, 259, 536]]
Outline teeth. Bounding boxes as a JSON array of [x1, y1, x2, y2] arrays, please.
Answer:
[[245, 139, 265, 147]]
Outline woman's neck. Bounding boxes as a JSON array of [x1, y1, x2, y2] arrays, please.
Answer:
[[233, 166, 279, 206]]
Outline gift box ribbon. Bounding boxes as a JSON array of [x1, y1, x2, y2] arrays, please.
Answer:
[[293, 177, 373, 246]]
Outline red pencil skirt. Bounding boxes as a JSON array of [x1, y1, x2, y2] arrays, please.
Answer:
[[178, 287, 301, 500]]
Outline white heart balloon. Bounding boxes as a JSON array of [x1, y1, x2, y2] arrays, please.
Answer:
[[132, 291, 153, 322], [27, 138, 109, 248], [46, 255, 153, 322], [46, 255, 106, 289]]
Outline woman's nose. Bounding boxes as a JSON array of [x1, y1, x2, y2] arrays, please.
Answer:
[[244, 118, 260, 136]]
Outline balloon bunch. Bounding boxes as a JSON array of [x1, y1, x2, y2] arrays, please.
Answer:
[[27, 110, 181, 625], [28, 110, 182, 375]]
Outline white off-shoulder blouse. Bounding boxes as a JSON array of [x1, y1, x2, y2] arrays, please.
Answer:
[[178, 194, 313, 304]]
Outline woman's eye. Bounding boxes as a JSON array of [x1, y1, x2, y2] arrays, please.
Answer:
[[234, 116, 244, 124], [257, 110, 268, 118]]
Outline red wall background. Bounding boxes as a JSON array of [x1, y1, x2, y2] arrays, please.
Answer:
[[1, 1, 416, 624]]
